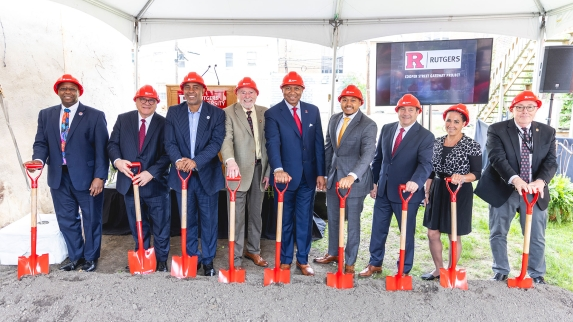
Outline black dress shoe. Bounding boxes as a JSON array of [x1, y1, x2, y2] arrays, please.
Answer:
[[156, 261, 168, 272], [80, 260, 97, 272], [533, 276, 546, 284], [491, 273, 508, 281], [421, 272, 440, 281], [203, 262, 216, 276], [198, 261, 202, 271], [60, 258, 85, 271]]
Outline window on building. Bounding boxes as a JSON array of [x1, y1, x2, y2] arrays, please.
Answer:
[[336, 56, 343, 73], [225, 53, 233, 67], [247, 52, 257, 66], [321, 56, 332, 73]]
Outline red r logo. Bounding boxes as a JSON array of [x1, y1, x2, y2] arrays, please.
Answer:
[[405, 52, 424, 69]]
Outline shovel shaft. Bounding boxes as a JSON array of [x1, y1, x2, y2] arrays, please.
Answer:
[[31, 227, 37, 257], [338, 246, 344, 274], [397, 249, 405, 276], [450, 240, 458, 271], [276, 202, 283, 242], [31, 189, 37, 228], [400, 210, 407, 250], [229, 241, 235, 269], [229, 201, 235, 242], [275, 241, 281, 268], [181, 228, 188, 258]]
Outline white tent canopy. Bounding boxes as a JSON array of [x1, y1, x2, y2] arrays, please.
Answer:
[[51, 0, 573, 47]]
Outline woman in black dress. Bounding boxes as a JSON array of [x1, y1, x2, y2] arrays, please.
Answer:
[[421, 104, 482, 280]]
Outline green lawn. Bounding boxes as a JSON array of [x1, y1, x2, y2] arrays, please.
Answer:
[[312, 193, 573, 291]]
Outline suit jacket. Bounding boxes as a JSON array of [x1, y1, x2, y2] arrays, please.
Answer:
[[325, 110, 377, 197], [220, 103, 270, 192], [474, 120, 557, 210], [164, 101, 225, 195], [264, 100, 325, 190], [371, 121, 434, 204], [107, 110, 170, 197], [32, 102, 109, 190]]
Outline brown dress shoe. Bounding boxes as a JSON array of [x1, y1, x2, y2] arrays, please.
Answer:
[[313, 253, 338, 264], [244, 252, 269, 267], [344, 264, 355, 274], [280, 263, 291, 270], [359, 264, 382, 277], [296, 262, 315, 276]]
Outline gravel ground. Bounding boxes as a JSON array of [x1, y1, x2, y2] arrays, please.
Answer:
[[1, 236, 572, 321]]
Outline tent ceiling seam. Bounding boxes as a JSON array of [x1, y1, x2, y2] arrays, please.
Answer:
[[343, 13, 540, 25], [82, 0, 134, 21], [546, 2, 573, 15], [533, 0, 546, 15], [136, 0, 155, 20], [140, 18, 332, 25]]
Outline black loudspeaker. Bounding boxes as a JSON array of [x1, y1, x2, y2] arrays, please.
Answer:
[[539, 46, 573, 93]]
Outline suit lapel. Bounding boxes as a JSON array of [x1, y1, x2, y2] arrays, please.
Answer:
[[50, 105, 62, 144], [195, 103, 210, 151], [255, 105, 265, 142], [280, 102, 301, 138], [385, 122, 398, 157], [66, 103, 86, 141], [507, 121, 521, 163], [300, 103, 310, 140], [180, 103, 191, 152], [339, 111, 361, 147], [234, 104, 252, 136], [331, 113, 343, 151], [392, 122, 416, 158], [531, 121, 541, 168], [141, 113, 158, 153]]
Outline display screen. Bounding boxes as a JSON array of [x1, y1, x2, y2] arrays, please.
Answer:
[[375, 38, 493, 106]]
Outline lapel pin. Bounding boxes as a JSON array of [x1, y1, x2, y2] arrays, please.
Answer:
[[207, 116, 210, 119], [536, 128, 539, 132], [305, 110, 308, 113], [309, 124, 313, 127], [259, 120, 262, 123], [79, 112, 83, 116]]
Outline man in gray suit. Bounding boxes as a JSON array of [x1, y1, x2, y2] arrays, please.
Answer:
[[314, 85, 377, 274], [221, 77, 270, 268]]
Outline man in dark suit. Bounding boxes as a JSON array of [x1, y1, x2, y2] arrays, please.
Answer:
[[221, 77, 270, 268], [475, 90, 557, 284], [314, 85, 377, 274], [265, 71, 326, 276], [164, 72, 226, 276], [25, 74, 109, 272], [107, 85, 171, 272], [360, 94, 434, 277]]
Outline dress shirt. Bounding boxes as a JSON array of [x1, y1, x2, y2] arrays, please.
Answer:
[[334, 111, 359, 180], [392, 122, 416, 148], [188, 103, 203, 159]]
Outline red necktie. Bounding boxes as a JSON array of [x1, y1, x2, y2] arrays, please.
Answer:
[[139, 119, 146, 153], [292, 107, 302, 135], [392, 127, 404, 156]]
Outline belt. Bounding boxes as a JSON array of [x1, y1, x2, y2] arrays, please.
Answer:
[[62, 165, 69, 172], [434, 172, 451, 179]]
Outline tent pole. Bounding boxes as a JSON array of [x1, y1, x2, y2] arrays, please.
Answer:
[[133, 20, 140, 91], [532, 16, 546, 96], [330, 19, 341, 116]]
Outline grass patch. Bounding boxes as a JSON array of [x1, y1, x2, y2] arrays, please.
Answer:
[[312, 191, 573, 291]]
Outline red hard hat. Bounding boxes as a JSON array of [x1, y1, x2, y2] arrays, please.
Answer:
[[53, 74, 84, 96], [133, 85, 160, 103], [395, 94, 422, 113], [443, 103, 470, 126], [509, 90, 542, 111], [338, 85, 364, 105], [280, 71, 305, 89], [235, 77, 259, 95], [180, 72, 207, 91]]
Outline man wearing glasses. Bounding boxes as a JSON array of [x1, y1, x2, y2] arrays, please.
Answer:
[[25, 74, 109, 272], [108, 85, 171, 272], [475, 90, 557, 284]]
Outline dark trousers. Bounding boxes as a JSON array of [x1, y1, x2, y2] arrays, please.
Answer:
[[175, 173, 218, 264], [124, 191, 171, 262], [368, 190, 419, 273], [276, 173, 315, 265], [50, 170, 103, 261]]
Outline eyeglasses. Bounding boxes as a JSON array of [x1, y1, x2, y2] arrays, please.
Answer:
[[514, 105, 536, 112], [282, 86, 303, 93], [58, 87, 77, 93], [139, 97, 157, 104]]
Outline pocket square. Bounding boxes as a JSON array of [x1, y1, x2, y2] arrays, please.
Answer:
[[309, 124, 313, 127]]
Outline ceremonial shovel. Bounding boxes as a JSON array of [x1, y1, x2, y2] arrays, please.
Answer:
[[18, 163, 49, 280], [171, 170, 198, 278], [127, 162, 156, 274], [219, 176, 246, 283], [263, 182, 290, 286], [326, 183, 353, 289], [386, 184, 413, 291], [439, 177, 468, 290], [507, 191, 540, 289]]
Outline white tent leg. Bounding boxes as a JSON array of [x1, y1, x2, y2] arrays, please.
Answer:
[[134, 21, 140, 91], [329, 20, 341, 116]]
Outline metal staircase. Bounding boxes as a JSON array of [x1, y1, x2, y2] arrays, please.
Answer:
[[477, 38, 536, 124]]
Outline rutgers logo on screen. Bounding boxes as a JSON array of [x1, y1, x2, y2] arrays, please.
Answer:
[[404, 49, 463, 70]]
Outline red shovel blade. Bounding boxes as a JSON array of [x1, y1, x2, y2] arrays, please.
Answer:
[[439, 267, 468, 290], [385, 273, 413, 291], [17, 253, 49, 280], [218, 267, 246, 284], [326, 271, 354, 289], [507, 276, 533, 289], [263, 267, 291, 286], [171, 255, 198, 279], [128, 247, 156, 275]]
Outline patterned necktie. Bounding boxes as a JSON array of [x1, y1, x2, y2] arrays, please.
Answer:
[[337, 117, 350, 147], [519, 127, 531, 183], [60, 108, 71, 164], [139, 119, 146, 153], [246, 110, 256, 162], [292, 107, 302, 135], [392, 127, 405, 156]]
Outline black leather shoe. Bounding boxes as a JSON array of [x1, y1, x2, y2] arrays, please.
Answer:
[[80, 260, 97, 272], [533, 276, 546, 284], [421, 272, 440, 281], [203, 262, 216, 276], [197, 261, 202, 271], [156, 261, 168, 272], [60, 258, 85, 271], [491, 273, 508, 281]]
